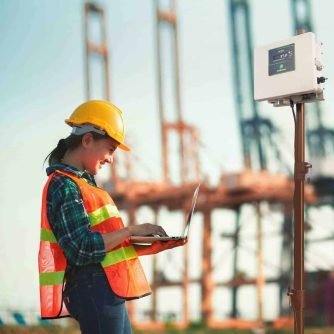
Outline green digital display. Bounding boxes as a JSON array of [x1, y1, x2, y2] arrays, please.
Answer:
[[268, 43, 295, 76]]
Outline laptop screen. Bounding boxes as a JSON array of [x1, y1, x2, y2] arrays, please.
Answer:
[[183, 184, 200, 238]]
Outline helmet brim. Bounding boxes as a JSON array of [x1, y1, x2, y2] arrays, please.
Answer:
[[119, 142, 130, 151]]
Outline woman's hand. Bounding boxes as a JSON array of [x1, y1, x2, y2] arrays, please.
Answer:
[[134, 238, 187, 256], [103, 224, 167, 252], [128, 223, 168, 237]]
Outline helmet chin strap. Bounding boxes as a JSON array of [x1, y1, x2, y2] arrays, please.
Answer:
[[71, 124, 106, 136]]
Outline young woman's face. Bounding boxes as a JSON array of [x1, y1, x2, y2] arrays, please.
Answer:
[[82, 134, 119, 175]]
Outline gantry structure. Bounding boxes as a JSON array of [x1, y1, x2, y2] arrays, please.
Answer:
[[290, 0, 334, 207]]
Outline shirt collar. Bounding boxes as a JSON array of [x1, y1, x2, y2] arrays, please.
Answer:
[[46, 163, 96, 184]]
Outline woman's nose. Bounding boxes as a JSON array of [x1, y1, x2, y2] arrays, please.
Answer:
[[106, 155, 114, 164]]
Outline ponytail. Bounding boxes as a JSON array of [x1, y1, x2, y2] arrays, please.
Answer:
[[44, 135, 80, 166]]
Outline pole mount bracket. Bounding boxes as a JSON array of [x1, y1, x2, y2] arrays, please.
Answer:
[[294, 161, 312, 180]]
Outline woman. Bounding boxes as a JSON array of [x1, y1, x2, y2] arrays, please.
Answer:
[[38, 100, 185, 333]]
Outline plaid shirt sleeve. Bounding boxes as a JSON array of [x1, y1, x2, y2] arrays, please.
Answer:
[[46, 174, 106, 266]]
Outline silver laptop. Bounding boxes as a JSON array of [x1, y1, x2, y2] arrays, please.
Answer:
[[130, 184, 200, 244]]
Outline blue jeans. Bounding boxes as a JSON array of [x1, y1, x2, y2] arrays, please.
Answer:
[[64, 264, 131, 334]]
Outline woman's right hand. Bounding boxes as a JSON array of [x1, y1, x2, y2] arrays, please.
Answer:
[[103, 223, 167, 252], [128, 223, 168, 237]]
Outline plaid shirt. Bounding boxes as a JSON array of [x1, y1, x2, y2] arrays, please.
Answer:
[[46, 163, 106, 266]]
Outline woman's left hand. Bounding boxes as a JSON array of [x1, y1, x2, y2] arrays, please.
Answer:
[[134, 239, 187, 256]]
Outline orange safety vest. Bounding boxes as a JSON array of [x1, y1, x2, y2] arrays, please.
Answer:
[[38, 170, 151, 319]]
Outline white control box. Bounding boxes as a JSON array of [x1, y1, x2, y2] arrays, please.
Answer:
[[254, 32, 325, 106]]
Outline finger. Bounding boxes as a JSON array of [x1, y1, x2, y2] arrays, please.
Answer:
[[168, 239, 186, 247], [181, 238, 188, 245], [156, 226, 168, 236], [161, 241, 179, 248]]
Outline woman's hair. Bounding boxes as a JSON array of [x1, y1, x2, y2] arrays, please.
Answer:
[[44, 132, 107, 166]]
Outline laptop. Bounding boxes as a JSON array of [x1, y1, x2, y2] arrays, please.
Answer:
[[130, 184, 200, 244]]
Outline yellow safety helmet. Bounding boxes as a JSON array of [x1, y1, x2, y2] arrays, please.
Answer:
[[65, 100, 130, 151]]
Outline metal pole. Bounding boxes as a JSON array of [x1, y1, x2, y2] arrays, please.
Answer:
[[183, 208, 189, 325], [155, 1, 169, 183], [255, 202, 264, 323], [231, 207, 241, 318], [280, 203, 293, 315], [171, 0, 187, 183], [84, 4, 90, 100], [292, 101, 305, 334], [100, 10, 110, 101], [201, 209, 213, 323], [152, 207, 158, 322]]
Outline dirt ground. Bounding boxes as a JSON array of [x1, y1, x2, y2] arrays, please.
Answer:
[[0, 326, 334, 334]]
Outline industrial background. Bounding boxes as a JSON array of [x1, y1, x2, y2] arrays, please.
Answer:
[[1, 0, 334, 331]]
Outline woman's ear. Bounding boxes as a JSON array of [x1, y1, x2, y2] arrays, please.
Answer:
[[81, 132, 94, 148]]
